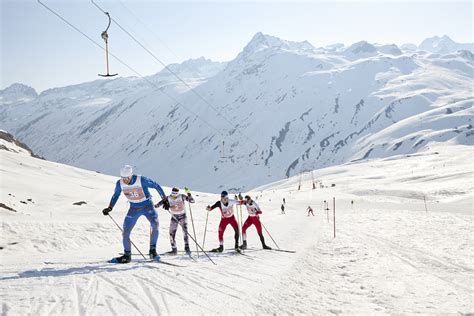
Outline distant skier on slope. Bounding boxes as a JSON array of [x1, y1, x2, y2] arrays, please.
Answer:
[[281, 204, 285, 214], [102, 165, 168, 263], [206, 191, 242, 253], [240, 195, 271, 250], [155, 187, 195, 255], [307, 206, 314, 216]]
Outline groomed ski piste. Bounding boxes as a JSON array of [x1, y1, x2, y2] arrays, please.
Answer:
[[1, 137, 473, 315]]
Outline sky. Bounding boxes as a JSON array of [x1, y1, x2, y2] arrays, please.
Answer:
[[1, 0, 472, 92]]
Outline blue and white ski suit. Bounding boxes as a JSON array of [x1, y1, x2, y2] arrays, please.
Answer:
[[109, 175, 166, 253]]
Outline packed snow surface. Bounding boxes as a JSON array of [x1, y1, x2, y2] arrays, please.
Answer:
[[1, 140, 472, 314]]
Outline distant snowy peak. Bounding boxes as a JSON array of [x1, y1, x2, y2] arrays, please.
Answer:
[[376, 44, 402, 56], [0, 83, 38, 105], [160, 57, 227, 79], [419, 35, 474, 54], [0, 130, 43, 159], [241, 32, 315, 57], [343, 41, 377, 60], [400, 43, 417, 51]]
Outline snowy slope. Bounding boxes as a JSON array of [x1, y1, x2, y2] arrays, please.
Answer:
[[0, 33, 473, 192], [1, 134, 472, 314]]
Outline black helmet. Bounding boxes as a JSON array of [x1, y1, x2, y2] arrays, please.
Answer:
[[221, 191, 228, 197]]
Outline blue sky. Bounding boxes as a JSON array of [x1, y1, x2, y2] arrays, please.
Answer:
[[1, 0, 472, 92]]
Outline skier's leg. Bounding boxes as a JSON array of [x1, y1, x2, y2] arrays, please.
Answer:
[[241, 217, 252, 242], [218, 218, 228, 246], [122, 209, 141, 253], [180, 215, 190, 248], [255, 217, 271, 249], [169, 217, 179, 250], [229, 216, 240, 247], [144, 205, 159, 249]]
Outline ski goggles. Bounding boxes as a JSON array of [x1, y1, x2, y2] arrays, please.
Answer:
[[171, 191, 179, 197]]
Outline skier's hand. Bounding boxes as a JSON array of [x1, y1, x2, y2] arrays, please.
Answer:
[[102, 206, 112, 216], [256, 210, 262, 215], [206, 205, 211, 211], [162, 198, 170, 210]]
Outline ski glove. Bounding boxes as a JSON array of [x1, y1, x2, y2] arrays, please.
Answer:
[[162, 198, 170, 210], [102, 206, 112, 216]]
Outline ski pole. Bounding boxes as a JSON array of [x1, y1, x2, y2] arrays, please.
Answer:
[[165, 209, 216, 265], [107, 214, 147, 260], [184, 187, 199, 257], [203, 209, 209, 250], [187, 202, 199, 257], [239, 205, 243, 245], [261, 222, 280, 250]]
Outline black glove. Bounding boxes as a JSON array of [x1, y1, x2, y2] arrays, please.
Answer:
[[162, 198, 170, 210], [187, 192, 192, 197], [102, 206, 112, 216]]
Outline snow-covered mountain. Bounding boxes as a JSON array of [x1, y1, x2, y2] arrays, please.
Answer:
[[0, 33, 473, 192], [418, 35, 474, 54], [0, 83, 38, 106]]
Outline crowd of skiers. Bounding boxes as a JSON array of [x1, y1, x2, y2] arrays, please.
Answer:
[[102, 165, 273, 264]]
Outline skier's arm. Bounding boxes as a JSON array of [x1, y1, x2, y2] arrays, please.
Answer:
[[108, 181, 122, 208], [154, 196, 168, 208], [184, 194, 195, 203], [142, 177, 166, 199], [254, 201, 262, 214], [207, 201, 220, 211]]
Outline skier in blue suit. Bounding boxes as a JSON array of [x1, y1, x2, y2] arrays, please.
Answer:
[[102, 165, 169, 263]]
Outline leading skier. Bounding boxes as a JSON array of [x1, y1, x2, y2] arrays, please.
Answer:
[[102, 165, 168, 263]]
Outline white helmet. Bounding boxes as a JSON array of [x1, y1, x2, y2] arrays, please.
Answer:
[[120, 165, 133, 178]]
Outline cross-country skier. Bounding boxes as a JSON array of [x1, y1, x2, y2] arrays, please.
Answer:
[[307, 206, 314, 216], [102, 165, 168, 263], [240, 195, 271, 250], [155, 187, 195, 255], [206, 191, 242, 253], [281, 203, 285, 214]]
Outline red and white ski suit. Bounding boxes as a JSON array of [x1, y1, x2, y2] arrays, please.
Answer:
[[242, 200, 263, 240], [208, 199, 242, 245]]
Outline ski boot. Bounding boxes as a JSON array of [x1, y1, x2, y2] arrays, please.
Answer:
[[210, 245, 223, 253], [240, 240, 247, 250], [111, 252, 131, 263], [234, 244, 241, 253], [184, 245, 191, 256], [166, 247, 178, 256], [259, 235, 271, 250], [149, 248, 160, 261]]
